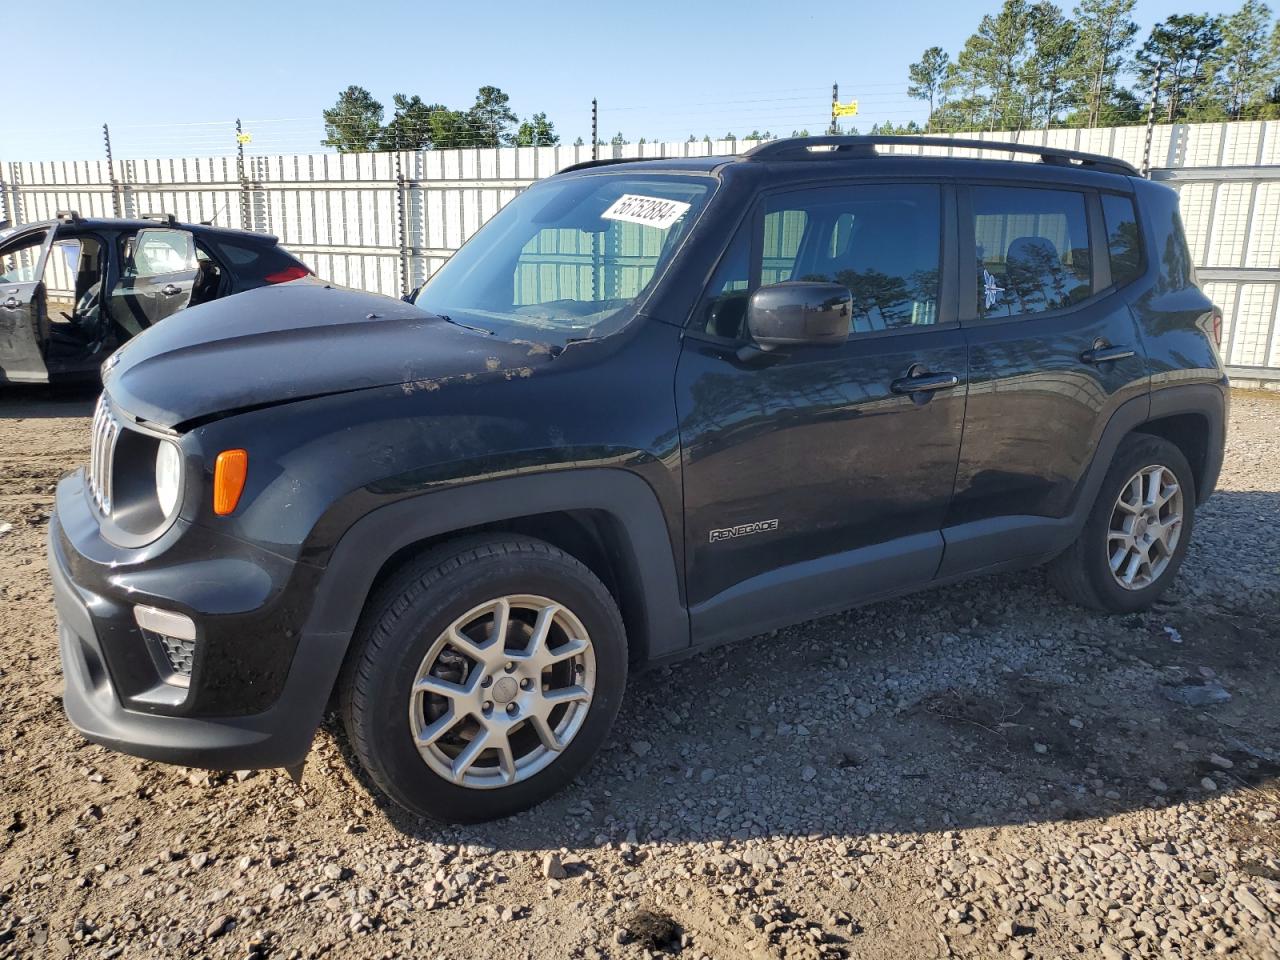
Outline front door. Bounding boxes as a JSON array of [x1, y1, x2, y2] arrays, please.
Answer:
[[940, 183, 1149, 574], [676, 181, 967, 645], [0, 227, 55, 383], [109, 227, 198, 337]]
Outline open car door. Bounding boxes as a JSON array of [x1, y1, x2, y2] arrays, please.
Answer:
[[109, 227, 198, 337], [0, 227, 55, 384]]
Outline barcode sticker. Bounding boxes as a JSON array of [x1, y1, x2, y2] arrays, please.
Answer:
[[601, 194, 691, 230]]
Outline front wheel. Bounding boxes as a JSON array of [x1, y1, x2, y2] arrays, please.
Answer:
[[340, 536, 627, 822], [1048, 433, 1196, 613]]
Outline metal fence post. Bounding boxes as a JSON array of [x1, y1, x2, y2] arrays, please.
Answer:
[[1141, 65, 1162, 178], [591, 99, 598, 161], [395, 147, 410, 297], [103, 123, 122, 217], [236, 118, 251, 230], [0, 162, 10, 225]]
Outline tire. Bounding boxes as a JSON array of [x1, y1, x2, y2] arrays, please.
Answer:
[[1047, 433, 1196, 613], [340, 535, 627, 823]]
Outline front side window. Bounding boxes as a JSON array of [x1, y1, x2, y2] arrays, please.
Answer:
[[1102, 193, 1142, 287], [701, 183, 942, 339], [417, 174, 711, 342], [973, 186, 1091, 319], [0, 232, 48, 284]]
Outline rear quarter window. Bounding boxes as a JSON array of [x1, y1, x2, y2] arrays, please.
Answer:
[[209, 239, 272, 267], [1101, 194, 1143, 288]]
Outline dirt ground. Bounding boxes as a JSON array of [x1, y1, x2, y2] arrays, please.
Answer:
[[0, 386, 1277, 960]]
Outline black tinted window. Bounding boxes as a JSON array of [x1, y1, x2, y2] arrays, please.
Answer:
[[1101, 194, 1142, 287], [760, 184, 942, 335], [973, 186, 1091, 318]]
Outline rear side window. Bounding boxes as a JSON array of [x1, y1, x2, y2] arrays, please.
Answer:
[[1101, 194, 1142, 287], [973, 186, 1091, 318]]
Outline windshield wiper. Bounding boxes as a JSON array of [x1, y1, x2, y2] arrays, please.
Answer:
[[439, 314, 494, 336]]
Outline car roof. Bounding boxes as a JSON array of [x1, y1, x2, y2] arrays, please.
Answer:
[[556, 135, 1140, 189], [7, 216, 278, 244]]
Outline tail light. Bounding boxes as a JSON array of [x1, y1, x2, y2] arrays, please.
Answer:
[[264, 265, 310, 284], [1210, 306, 1223, 348]]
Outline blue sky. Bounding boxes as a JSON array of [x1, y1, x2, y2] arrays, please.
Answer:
[[3, 0, 1249, 159]]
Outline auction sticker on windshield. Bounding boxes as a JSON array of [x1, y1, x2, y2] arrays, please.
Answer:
[[601, 194, 691, 230]]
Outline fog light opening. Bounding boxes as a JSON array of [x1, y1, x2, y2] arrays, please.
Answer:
[[134, 605, 197, 687]]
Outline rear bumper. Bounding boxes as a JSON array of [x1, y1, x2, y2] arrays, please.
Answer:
[[49, 474, 349, 770]]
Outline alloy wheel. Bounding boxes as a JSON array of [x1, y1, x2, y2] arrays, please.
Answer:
[[407, 595, 596, 789], [1107, 464, 1184, 591]]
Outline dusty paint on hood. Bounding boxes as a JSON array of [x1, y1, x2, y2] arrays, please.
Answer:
[[105, 282, 556, 429]]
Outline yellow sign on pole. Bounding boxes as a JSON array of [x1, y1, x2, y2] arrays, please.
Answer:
[[236, 132, 253, 145], [832, 100, 859, 119]]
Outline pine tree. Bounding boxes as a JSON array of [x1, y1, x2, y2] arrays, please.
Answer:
[[908, 46, 952, 128], [1072, 0, 1140, 127]]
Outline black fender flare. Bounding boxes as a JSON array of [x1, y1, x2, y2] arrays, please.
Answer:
[[300, 468, 690, 665]]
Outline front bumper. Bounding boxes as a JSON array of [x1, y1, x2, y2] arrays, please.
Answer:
[[50, 472, 348, 770]]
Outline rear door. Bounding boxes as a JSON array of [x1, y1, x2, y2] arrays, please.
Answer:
[[940, 182, 1149, 574], [109, 228, 199, 336], [0, 227, 55, 383]]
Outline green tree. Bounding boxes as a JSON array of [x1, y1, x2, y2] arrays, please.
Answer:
[[467, 85, 518, 147], [321, 86, 384, 152], [1026, 2, 1079, 127], [1212, 0, 1280, 119], [1136, 14, 1222, 122], [378, 94, 450, 150], [1072, 0, 1140, 127], [610, 131, 628, 146], [514, 112, 559, 146], [959, 0, 1039, 129], [908, 46, 952, 127], [426, 108, 474, 149]]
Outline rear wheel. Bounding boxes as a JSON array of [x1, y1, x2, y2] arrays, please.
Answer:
[[341, 536, 627, 822], [1048, 434, 1196, 613]]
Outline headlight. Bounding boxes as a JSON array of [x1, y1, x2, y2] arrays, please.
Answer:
[[155, 441, 183, 518]]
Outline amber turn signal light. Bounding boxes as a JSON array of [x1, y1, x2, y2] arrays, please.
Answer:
[[213, 449, 249, 516]]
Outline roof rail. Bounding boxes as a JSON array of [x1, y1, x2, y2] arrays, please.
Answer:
[[55, 209, 82, 223], [745, 136, 1139, 177], [141, 212, 178, 227], [557, 156, 669, 175]]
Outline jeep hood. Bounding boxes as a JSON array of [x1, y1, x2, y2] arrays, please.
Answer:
[[105, 282, 557, 429]]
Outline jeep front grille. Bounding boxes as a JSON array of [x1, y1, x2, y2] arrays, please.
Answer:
[[87, 396, 121, 514]]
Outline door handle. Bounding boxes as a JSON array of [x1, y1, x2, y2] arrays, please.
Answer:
[[2, 297, 18, 310], [160, 284, 182, 297], [891, 371, 960, 394], [1081, 343, 1135, 364]]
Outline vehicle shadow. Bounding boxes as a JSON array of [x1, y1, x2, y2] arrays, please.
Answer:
[[0, 383, 100, 419], [332, 490, 1280, 850]]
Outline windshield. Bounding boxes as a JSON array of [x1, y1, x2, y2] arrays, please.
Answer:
[[415, 173, 713, 341]]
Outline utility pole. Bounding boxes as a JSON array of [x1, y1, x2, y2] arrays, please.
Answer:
[[1141, 63, 1163, 179], [829, 83, 839, 135], [103, 123, 122, 218], [591, 98, 599, 161]]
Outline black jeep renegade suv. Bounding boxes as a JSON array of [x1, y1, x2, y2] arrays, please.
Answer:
[[49, 136, 1228, 822]]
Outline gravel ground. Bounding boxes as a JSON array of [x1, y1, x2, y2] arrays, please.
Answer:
[[0, 387, 1277, 960]]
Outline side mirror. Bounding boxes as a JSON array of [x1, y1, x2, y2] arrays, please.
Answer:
[[402, 285, 421, 304], [746, 281, 851, 349]]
